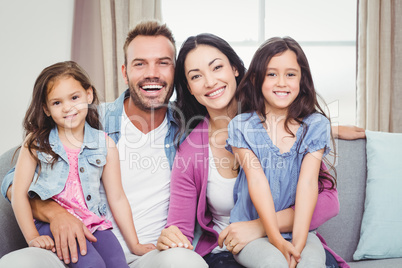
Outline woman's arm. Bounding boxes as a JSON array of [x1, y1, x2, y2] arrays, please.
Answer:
[[282, 161, 340, 232], [309, 175, 339, 230], [292, 149, 324, 254], [157, 147, 199, 251], [102, 136, 155, 255]]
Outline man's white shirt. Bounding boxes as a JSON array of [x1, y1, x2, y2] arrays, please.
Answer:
[[100, 108, 171, 256]]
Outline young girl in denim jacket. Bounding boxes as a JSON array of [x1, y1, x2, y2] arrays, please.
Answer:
[[226, 37, 335, 268], [11, 61, 155, 267]]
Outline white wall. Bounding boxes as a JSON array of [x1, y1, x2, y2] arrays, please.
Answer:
[[0, 0, 74, 155]]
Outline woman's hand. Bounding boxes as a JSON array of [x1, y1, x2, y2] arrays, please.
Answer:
[[218, 220, 265, 254], [132, 243, 156, 256], [156, 225, 193, 251]]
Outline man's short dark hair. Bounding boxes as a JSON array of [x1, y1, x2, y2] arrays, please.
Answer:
[[123, 20, 176, 66]]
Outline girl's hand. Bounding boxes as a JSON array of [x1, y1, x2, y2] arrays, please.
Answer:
[[156, 225, 193, 251], [28, 235, 55, 251], [132, 243, 156, 256], [272, 238, 300, 266], [289, 255, 299, 268]]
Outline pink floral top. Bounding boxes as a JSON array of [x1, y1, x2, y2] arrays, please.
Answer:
[[52, 145, 112, 233]]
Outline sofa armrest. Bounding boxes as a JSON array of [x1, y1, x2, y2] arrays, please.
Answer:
[[0, 146, 26, 258]]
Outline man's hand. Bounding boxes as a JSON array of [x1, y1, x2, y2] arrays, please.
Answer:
[[49, 210, 96, 264], [332, 125, 365, 140], [156, 225, 193, 251]]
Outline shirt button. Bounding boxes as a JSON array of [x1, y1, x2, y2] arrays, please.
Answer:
[[165, 144, 170, 148], [80, 167, 85, 173], [96, 159, 101, 164], [86, 195, 91, 201]]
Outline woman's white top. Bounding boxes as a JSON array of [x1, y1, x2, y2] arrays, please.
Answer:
[[206, 144, 237, 253]]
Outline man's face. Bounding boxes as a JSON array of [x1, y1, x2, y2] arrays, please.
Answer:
[[122, 35, 175, 111]]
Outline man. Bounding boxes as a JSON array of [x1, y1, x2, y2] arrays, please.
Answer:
[[0, 21, 207, 268]]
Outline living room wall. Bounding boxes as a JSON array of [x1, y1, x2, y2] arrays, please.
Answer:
[[0, 0, 74, 155]]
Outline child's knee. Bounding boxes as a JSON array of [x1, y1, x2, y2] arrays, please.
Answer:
[[75, 254, 106, 268], [158, 248, 207, 268]]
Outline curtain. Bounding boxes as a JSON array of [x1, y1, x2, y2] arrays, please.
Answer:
[[100, 0, 162, 102], [71, 1, 105, 101], [356, 0, 402, 132]]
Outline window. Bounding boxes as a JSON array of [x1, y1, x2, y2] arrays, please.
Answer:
[[162, 0, 357, 125]]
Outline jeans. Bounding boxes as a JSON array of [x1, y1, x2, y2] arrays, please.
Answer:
[[325, 249, 339, 268], [204, 251, 245, 268], [204, 248, 338, 268]]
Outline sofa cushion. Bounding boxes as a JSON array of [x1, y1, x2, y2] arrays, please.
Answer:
[[0, 146, 26, 258], [353, 131, 402, 260], [349, 257, 402, 267], [317, 139, 367, 262]]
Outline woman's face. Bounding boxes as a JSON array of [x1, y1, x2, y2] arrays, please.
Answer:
[[184, 45, 239, 113]]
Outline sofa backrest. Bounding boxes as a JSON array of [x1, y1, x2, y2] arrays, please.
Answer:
[[317, 139, 367, 262], [0, 146, 25, 258]]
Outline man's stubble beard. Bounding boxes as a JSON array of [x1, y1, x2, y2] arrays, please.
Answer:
[[128, 78, 173, 112]]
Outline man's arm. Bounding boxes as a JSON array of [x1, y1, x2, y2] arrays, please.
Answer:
[[7, 185, 96, 264]]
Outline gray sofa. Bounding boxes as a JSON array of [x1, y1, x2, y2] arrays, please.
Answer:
[[1, 140, 402, 267]]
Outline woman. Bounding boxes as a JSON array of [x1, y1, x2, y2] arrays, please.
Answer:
[[157, 33, 359, 267]]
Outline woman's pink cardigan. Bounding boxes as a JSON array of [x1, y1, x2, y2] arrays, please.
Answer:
[[166, 118, 347, 267]]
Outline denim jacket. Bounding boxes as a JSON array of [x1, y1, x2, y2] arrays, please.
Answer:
[[2, 123, 109, 217], [2, 90, 181, 201]]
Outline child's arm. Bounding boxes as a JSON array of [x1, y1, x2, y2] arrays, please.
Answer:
[[232, 146, 300, 265], [102, 136, 156, 256], [11, 140, 54, 251], [292, 149, 324, 256]]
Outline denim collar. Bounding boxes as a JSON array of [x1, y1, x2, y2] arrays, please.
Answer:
[[107, 89, 178, 136], [48, 122, 101, 156]]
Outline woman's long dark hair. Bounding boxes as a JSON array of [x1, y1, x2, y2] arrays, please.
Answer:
[[235, 36, 336, 190], [173, 33, 246, 148], [23, 61, 100, 168]]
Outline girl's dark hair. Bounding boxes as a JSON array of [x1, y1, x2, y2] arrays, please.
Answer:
[[173, 33, 246, 148], [23, 61, 100, 167], [235, 36, 336, 190]]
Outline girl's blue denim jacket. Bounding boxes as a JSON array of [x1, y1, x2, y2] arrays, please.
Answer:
[[2, 89, 183, 204], [4, 122, 108, 217]]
